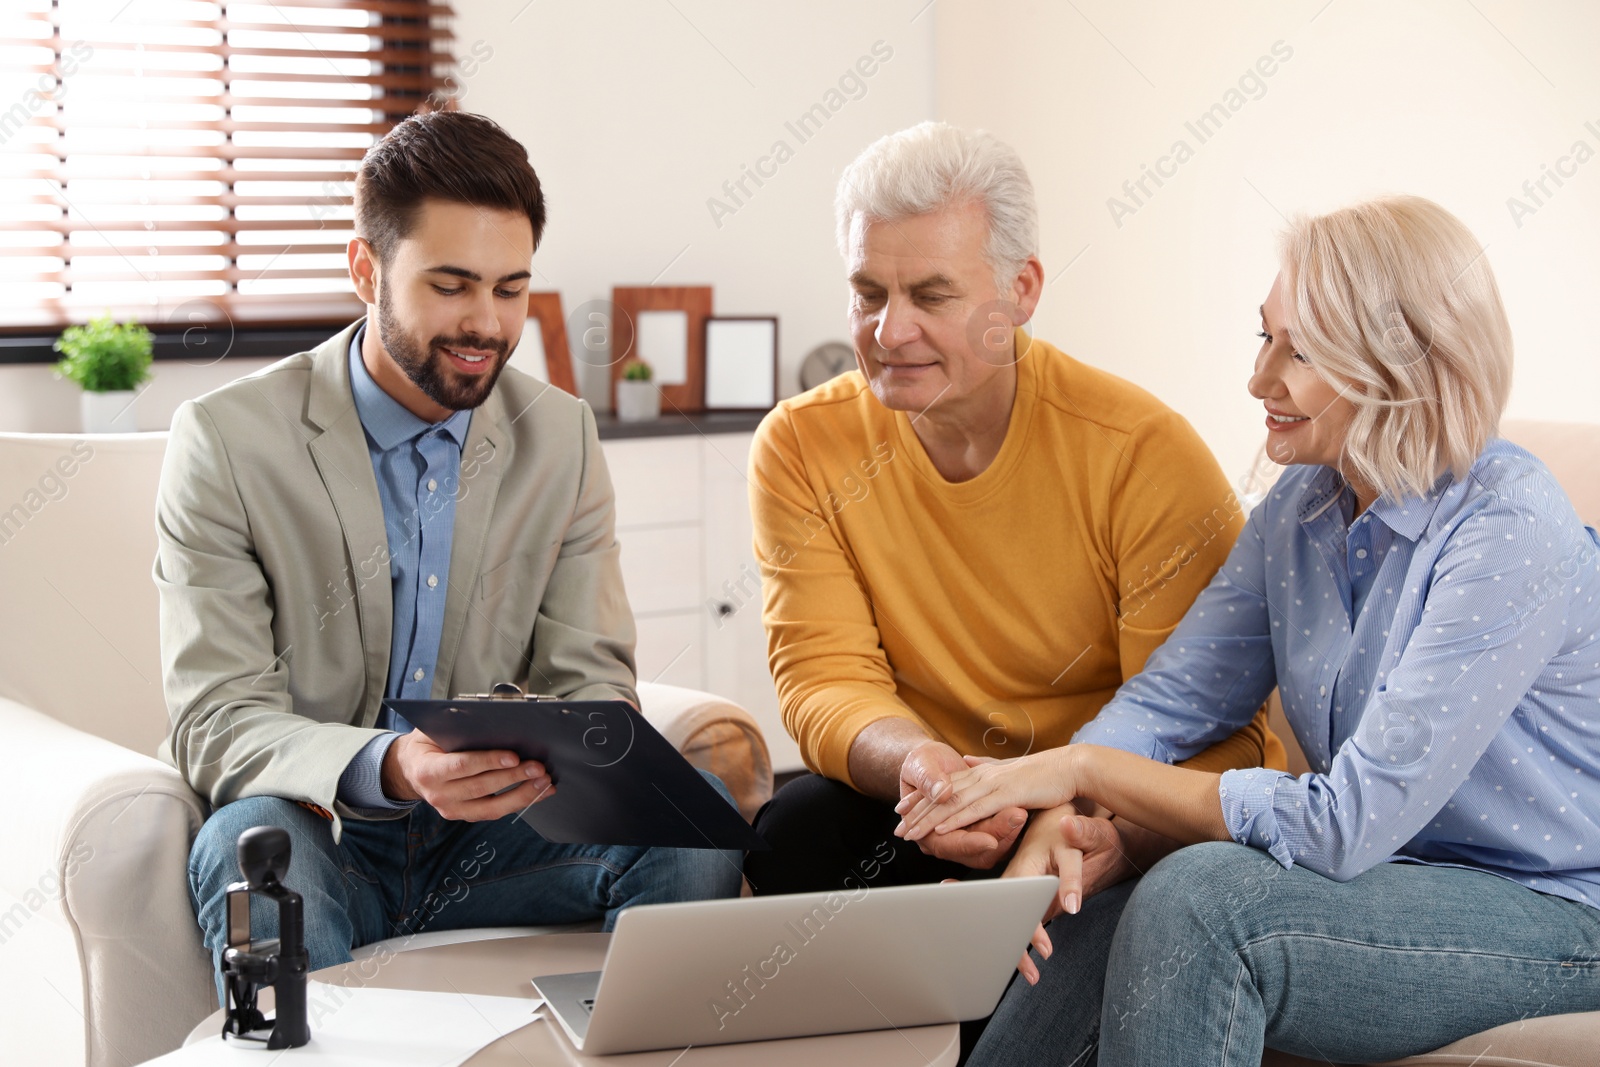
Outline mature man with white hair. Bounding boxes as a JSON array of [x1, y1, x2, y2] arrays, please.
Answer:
[[744, 123, 1283, 938]]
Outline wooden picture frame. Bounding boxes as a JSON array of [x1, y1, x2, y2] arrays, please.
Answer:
[[703, 316, 778, 411], [610, 286, 713, 413], [523, 292, 578, 395]]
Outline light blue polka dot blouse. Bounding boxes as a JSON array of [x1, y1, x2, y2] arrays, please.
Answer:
[[1074, 438, 1600, 909]]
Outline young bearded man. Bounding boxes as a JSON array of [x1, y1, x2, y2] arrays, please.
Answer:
[[158, 108, 740, 998]]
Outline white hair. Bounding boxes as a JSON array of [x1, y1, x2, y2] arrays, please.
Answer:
[[835, 121, 1039, 292]]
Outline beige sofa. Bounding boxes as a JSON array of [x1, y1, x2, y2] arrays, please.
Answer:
[[0, 430, 773, 1067]]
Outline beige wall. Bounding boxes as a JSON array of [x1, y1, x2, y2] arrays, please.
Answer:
[[935, 0, 1600, 483]]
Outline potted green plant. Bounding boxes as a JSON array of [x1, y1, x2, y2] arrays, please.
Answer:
[[53, 313, 154, 433], [615, 357, 660, 422]]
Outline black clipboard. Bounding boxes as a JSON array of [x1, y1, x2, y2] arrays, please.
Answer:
[[386, 688, 768, 852]]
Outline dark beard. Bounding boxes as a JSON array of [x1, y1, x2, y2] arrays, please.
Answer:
[[375, 276, 510, 412]]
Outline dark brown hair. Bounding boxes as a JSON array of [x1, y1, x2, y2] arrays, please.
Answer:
[[354, 103, 546, 267]]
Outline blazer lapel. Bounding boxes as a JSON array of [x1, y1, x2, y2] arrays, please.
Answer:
[[306, 318, 394, 725], [432, 384, 513, 697]]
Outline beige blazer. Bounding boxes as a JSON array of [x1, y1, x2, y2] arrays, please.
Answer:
[[154, 318, 637, 835]]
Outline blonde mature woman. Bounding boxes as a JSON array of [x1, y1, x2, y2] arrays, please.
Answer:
[[899, 196, 1600, 1066]]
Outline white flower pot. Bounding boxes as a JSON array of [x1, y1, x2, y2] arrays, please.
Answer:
[[615, 380, 661, 422], [80, 390, 139, 433]]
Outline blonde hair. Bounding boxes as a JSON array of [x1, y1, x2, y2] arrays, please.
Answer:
[[1278, 195, 1513, 501], [835, 121, 1038, 293]]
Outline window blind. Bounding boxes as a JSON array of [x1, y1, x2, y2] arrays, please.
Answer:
[[0, 0, 455, 332]]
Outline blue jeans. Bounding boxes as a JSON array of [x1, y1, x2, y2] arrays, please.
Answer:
[[966, 879, 1138, 1066], [970, 842, 1600, 1066], [188, 771, 744, 1007]]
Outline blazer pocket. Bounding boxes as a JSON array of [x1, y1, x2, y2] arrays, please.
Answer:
[[478, 553, 523, 601], [475, 554, 533, 667]]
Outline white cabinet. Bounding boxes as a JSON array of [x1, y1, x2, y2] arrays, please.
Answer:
[[602, 431, 803, 773]]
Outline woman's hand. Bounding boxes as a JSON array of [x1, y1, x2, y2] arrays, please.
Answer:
[[893, 746, 1082, 841], [1002, 804, 1079, 986], [999, 806, 1135, 984]]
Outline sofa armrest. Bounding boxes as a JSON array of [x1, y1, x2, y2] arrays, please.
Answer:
[[0, 697, 215, 1067], [636, 682, 773, 822]]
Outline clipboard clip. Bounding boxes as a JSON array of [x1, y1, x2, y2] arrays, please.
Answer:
[[452, 681, 561, 702]]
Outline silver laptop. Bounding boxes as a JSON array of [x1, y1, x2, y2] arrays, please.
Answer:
[[531, 876, 1057, 1055]]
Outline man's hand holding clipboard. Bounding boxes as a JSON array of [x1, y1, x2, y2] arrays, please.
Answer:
[[380, 726, 556, 822], [385, 685, 768, 852]]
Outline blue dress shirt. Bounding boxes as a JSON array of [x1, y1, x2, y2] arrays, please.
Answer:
[[1075, 438, 1600, 908], [336, 323, 473, 811]]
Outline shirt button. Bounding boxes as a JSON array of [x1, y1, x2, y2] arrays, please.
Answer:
[[1356, 548, 1368, 559], [427, 574, 439, 588], [427, 478, 438, 492], [1319, 685, 1327, 696], [412, 668, 425, 682]]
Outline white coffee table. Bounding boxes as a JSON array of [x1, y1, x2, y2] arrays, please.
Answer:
[[186, 932, 960, 1065]]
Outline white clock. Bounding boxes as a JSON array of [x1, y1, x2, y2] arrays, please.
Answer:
[[798, 341, 856, 392]]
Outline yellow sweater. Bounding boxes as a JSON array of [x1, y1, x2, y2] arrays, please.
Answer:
[[750, 331, 1284, 787]]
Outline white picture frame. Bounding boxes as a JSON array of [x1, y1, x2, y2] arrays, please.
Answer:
[[703, 316, 777, 411]]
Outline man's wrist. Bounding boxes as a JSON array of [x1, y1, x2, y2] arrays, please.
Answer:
[[338, 732, 416, 812], [380, 732, 417, 802], [849, 717, 938, 802], [1019, 803, 1072, 848]]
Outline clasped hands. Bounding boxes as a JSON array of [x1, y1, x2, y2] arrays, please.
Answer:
[[896, 744, 1083, 841], [898, 743, 1135, 985], [895, 739, 1032, 869]]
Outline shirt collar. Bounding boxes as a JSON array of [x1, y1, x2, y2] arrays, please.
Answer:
[[1366, 474, 1453, 541], [1296, 464, 1453, 542], [347, 321, 471, 451]]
